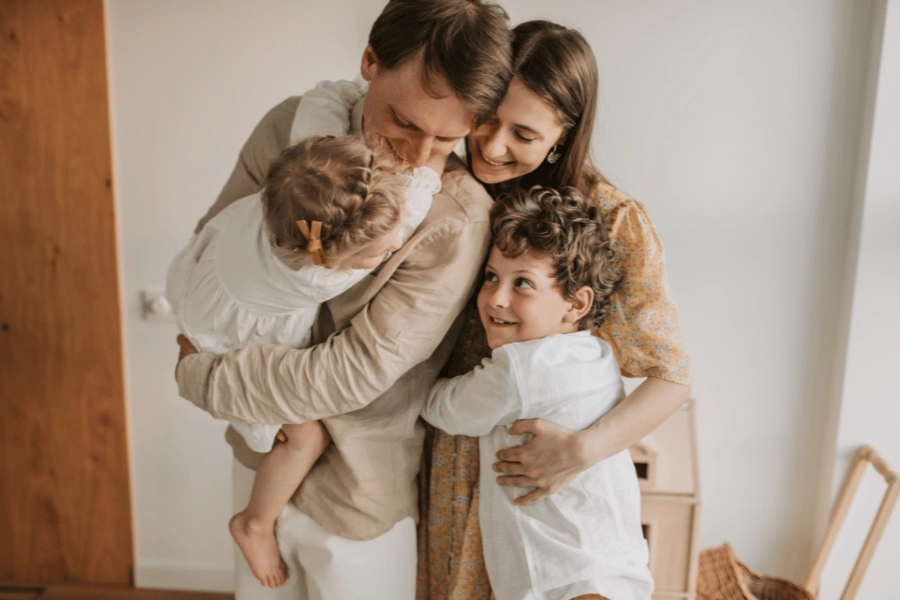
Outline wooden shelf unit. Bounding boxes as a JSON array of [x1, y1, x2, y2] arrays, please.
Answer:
[[630, 401, 701, 600]]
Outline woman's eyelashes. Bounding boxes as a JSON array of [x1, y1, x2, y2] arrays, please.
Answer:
[[480, 117, 535, 142], [514, 130, 537, 143]]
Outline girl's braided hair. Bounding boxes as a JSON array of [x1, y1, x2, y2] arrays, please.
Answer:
[[262, 134, 404, 267], [489, 185, 621, 328]]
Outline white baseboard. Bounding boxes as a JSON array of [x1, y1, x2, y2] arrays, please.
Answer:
[[134, 561, 235, 593]]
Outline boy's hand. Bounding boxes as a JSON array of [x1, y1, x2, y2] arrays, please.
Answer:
[[175, 334, 198, 381], [493, 418, 589, 505]]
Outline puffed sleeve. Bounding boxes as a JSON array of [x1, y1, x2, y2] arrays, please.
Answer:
[[288, 79, 364, 141], [594, 189, 692, 385]]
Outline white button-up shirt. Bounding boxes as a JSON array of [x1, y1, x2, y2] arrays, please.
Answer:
[[424, 330, 654, 600]]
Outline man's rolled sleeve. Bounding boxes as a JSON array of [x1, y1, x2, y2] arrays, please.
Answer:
[[176, 352, 217, 411]]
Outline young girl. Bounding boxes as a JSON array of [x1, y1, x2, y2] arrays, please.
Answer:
[[166, 134, 440, 588], [422, 186, 654, 600]]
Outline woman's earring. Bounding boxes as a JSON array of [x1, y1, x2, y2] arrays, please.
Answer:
[[546, 144, 560, 164]]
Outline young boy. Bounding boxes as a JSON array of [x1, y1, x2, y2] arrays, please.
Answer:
[[423, 186, 654, 600]]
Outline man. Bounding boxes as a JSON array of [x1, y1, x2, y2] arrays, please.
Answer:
[[175, 1, 512, 598]]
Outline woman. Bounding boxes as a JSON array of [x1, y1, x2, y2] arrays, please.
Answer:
[[417, 20, 692, 600]]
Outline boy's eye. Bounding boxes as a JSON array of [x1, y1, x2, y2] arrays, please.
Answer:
[[484, 270, 498, 283], [514, 278, 533, 289]]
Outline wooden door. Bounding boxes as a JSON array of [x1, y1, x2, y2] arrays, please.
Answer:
[[0, 0, 133, 585]]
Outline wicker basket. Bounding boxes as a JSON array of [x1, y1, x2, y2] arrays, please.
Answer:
[[697, 543, 814, 600]]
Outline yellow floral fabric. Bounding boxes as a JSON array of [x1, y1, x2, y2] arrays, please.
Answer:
[[591, 182, 691, 385], [416, 183, 692, 600]]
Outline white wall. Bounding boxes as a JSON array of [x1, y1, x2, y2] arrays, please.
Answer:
[[818, 2, 900, 599], [105, 0, 382, 590], [104, 0, 895, 594]]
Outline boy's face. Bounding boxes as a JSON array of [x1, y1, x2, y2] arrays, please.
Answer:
[[360, 47, 472, 172], [477, 247, 582, 350]]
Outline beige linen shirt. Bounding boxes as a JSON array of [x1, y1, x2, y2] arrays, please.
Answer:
[[177, 96, 492, 540]]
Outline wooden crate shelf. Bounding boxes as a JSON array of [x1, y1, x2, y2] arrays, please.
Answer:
[[631, 401, 701, 600]]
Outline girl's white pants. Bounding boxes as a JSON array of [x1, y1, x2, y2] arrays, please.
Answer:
[[233, 459, 417, 600]]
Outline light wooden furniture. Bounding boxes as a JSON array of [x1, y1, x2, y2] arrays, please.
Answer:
[[630, 401, 701, 600], [805, 445, 900, 600]]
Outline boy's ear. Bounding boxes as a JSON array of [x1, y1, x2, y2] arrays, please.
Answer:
[[564, 286, 594, 325], [360, 45, 379, 82]]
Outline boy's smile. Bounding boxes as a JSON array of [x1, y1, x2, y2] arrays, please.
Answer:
[[477, 247, 582, 350]]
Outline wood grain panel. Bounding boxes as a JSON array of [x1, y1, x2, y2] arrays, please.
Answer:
[[0, 0, 132, 585], [0, 587, 232, 600]]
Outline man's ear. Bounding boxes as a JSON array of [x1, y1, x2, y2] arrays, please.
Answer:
[[360, 45, 379, 82], [564, 286, 594, 325]]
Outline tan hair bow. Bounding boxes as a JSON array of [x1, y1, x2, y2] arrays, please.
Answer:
[[296, 220, 326, 267]]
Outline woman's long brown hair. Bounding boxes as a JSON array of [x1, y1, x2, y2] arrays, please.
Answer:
[[484, 20, 606, 199]]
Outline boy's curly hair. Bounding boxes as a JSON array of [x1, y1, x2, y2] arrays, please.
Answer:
[[489, 186, 621, 328], [262, 134, 404, 267]]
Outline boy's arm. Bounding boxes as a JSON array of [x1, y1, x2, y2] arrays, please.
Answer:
[[177, 213, 491, 423], [422, 347, 520, 437]]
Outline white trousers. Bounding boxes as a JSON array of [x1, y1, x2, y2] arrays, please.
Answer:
[[232, 458, 417, 600]]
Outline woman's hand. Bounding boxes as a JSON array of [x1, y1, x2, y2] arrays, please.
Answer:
[[495, 378, 690, 506], [493, 418, 590, 505], [175, 334, 199, 381]]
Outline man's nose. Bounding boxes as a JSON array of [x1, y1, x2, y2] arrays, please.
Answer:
[[407, 137, 433, 168]]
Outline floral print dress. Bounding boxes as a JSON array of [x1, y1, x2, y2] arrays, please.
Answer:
[[416, 182, 692, 600]]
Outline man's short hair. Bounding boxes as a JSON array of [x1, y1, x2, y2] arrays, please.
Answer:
[[368, 0, 512, 121]]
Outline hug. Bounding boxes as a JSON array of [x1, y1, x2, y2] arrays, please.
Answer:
[[169, 1, 691, 598]]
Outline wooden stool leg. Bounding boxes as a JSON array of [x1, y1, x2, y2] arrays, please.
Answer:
[[839, 478, 900, 600], [805, 446, 900, 600], [805, 447, 869, 593]]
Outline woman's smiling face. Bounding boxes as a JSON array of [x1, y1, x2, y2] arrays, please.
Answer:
[[468, 77, 565, 185]]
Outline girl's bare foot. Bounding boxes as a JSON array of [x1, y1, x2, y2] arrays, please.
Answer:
[[229, 511, 289, 588]]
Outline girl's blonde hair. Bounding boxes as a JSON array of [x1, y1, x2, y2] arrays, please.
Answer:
[[262, 135, 404, 267]]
